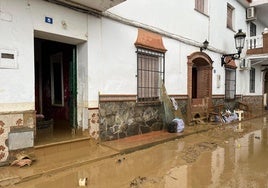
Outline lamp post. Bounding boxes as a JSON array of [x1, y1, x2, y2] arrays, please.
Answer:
[[221, 29, 246, 67]]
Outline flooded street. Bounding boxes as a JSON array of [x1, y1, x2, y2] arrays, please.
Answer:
[[5, 116, 268, 188]]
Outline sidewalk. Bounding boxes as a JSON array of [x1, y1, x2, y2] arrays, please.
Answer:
[[0, 124, 214, 187]]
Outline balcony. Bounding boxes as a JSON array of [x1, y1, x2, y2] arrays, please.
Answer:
[[246, 35, 263, 50], [246, 31, 268, 62], [245, 30, 268, 67]]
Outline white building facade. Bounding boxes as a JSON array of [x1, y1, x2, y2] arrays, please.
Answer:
[[0, 0, 267, 164]]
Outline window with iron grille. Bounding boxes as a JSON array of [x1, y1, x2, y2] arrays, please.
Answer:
[[227, 4, 234, 30], [225, 68, 236, 100], [249, 67, 255, 93], [136, 48, 165, 103]]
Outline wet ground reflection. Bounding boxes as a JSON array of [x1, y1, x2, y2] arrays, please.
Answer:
[[9, 117, 268, 188]]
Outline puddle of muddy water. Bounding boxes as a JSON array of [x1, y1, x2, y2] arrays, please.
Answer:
[[7, 118, 268, 188]]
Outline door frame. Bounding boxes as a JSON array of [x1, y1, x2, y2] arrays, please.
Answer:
[[34, 37, 78, 130], [187, 51, 213, 122]]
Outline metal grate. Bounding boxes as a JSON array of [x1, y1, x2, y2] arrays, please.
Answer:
[[249, 67, 255, 93], [136, 48, 165, 103], [225, 68, 236, 100]]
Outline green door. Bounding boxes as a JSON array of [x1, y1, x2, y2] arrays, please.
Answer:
[[69, 47, 77, 128]]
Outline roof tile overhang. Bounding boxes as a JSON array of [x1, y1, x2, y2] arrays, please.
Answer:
[[48, 0, 126, 13], [224, 57, 237, 69], [135, 28, 167, 53]]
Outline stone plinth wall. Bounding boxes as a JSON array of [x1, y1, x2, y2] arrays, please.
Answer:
[[211, 95, 263, 112], [0, 110, 35, 166], [97, 96, 262, 141], [99, 101, 164, 141], [98, 98, 188, 141], [240, 95, 263, 110]]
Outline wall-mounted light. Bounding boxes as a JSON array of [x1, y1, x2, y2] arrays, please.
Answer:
[[200, 40, 209, 52], [221, 29, 246, 67]]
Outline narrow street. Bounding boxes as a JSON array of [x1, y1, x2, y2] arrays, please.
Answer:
[[1, 1, 268, 188], [3, 115, 268, 188]]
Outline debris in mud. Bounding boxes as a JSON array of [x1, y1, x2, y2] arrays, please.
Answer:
[[181, 142, 217, 163], [181, 146, 200, 163], [130, 176, 158, 187], [116, 156, 126, 164], [78, 177, 88, 187], [10, 152, 35, 167], [130, 176, 147, 187], [197, 142, 217, 151], [207, 126, 244, 142]]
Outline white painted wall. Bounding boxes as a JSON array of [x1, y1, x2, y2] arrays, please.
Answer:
[[0, 0, 34, 111], [0, 0, 88, 113], [87, 17, 138, 106], [30, 0, 87, 42], [103, 0, 249, 97], [101, 19, 137, 94], [1, 0, 267, 114], [109, 0, 209, 43], [77, 41, 89, 130], [108, 0, 247, 54], [0, 0, 90, 129]]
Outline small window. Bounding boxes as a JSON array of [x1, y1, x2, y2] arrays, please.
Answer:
[[249, 68, 255, 93], [249, 22, 257, 48], [195, 0, 204, 13], [250, 22, 256, 37], [225, 68, 236, 100], [136, 48, 165, 103], [227, 4, 234, 30], [195, 0, 208, 14]]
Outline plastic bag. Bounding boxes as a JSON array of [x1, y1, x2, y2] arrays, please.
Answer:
[[168, 118, 184, 133]]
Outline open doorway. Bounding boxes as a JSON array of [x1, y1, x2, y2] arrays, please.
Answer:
[[34, 38, 77, 144], [187, 52, 213, 122], [191, 59, 211, 102]]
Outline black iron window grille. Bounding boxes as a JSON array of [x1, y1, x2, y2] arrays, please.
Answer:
[[250, 67, 255, 93], [225, 68, 236, 100], [136, 48, 165, 103]]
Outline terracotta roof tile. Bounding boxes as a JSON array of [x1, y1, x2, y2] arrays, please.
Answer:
[[135, 29, 167, 52], [224, 57, 237, 69]]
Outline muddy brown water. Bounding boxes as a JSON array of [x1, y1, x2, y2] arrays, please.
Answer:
[[6, 117, 268, 188]]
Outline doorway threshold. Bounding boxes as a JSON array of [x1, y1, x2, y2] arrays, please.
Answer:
[[35, 128, 91, 149], [35, 136, 91, 149]]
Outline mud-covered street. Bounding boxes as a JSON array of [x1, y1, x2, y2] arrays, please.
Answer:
[[3, 116, 268, 188]]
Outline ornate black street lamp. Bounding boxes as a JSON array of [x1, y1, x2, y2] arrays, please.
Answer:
[[221, 29, 246, 67]]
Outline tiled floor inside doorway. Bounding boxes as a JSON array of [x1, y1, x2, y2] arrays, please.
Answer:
[[34, 119, 90, 147]]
